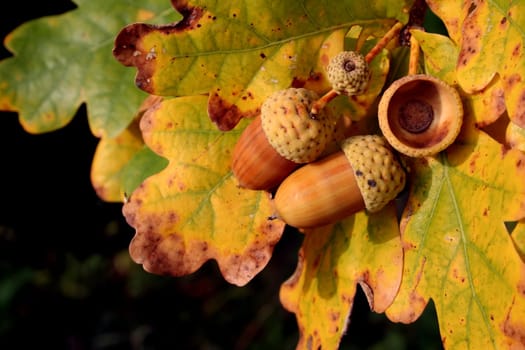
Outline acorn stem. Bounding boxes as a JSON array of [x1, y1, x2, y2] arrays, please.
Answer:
[[311, 23, 403, 115], [365, 21, 404, 64], [408, 34, 420, 75], [310, 89, 339, 115]]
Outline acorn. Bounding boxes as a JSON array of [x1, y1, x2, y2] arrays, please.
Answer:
[[273, 135, 406, 229], [378, 74, 463, 157], [311, 50, 371, 114], [231, 88, 336, 191], [327, 50, 371, 96]]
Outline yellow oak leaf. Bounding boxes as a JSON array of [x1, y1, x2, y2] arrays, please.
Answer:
[[386, 113, 525, 348], [511, 220, 525, 261], [427, 0, 525, 129], [413, 29, 507, 128], [507, 121, 525, 152], [280, 205, 403, 349], [113, 0, 412, 130], [122, 95, 285, 286]]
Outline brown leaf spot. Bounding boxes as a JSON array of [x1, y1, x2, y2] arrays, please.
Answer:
[[220, 219, 283, 285], [329, 311, 341, 333], [320, 53, 330, 66], [450, 17, 460, 30], [328, 310, 341, 334], [513, 43, 522, 58], [113, 23, 157, 93], [457, 7, 482, 69], [172, 1, 205, 31], [501, 298, 525, 346], [467, 1, 477, 15], [485, 86, 507, 120], [402, 240, 417, 251], [291, 72, 323, 88], [129, 224, 184, 275], [514, 89, 525, 128], [469, 152, 479, 174], [113, 3, 205, 93], [207, 91, 258, 131], [404, 290, 427, 322], [113, 23, 153, 66], [167, 210, 179, 224], [507, 73, 522, 88], [166, 175, 187, 191]]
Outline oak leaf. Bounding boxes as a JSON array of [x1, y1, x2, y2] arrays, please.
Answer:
[[280, 206, 403, 349], [0, 0, 177, 136], [386, 29, 525, 349], [122, 95, 285, 286], [426, 0, 525, 129], [113, 0, 411, 130]]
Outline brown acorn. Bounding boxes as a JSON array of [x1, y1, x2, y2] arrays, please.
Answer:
[[231, 115, 298, 191], [231, 88, 336, 191], [273, 135, 406, 229], [378, 74, 463, 157]]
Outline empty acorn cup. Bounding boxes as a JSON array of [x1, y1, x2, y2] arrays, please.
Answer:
[[378, 74, 463, 157]]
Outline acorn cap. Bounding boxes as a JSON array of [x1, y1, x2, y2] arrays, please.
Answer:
[[341, 135, 406, 212], [327, 51, 371, 96], [378, 74, 464, 157], [261, 88, 335, 164]]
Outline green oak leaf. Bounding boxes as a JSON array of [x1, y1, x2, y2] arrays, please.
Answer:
[[91, 95, 168, 202], [0, 0, 179, 137]]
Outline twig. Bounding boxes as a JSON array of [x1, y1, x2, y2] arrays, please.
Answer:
[[365, 21, 403, 64]]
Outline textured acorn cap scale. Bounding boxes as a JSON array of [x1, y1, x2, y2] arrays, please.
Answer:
[[273, 134, 406, 229], [261, 88, 335, 164], [327, 51, 371, 96], [231, 87, 337, 191], [341, 135, 406, 213], [378, 74, 464, 157]]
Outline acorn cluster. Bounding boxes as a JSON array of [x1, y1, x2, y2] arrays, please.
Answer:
[[231, 49, 464, 230]]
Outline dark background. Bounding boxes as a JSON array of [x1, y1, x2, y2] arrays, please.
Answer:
[[0, 1, 442, 349]]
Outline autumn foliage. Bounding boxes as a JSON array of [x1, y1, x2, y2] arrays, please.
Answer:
[[1, 0, 525, 349]]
